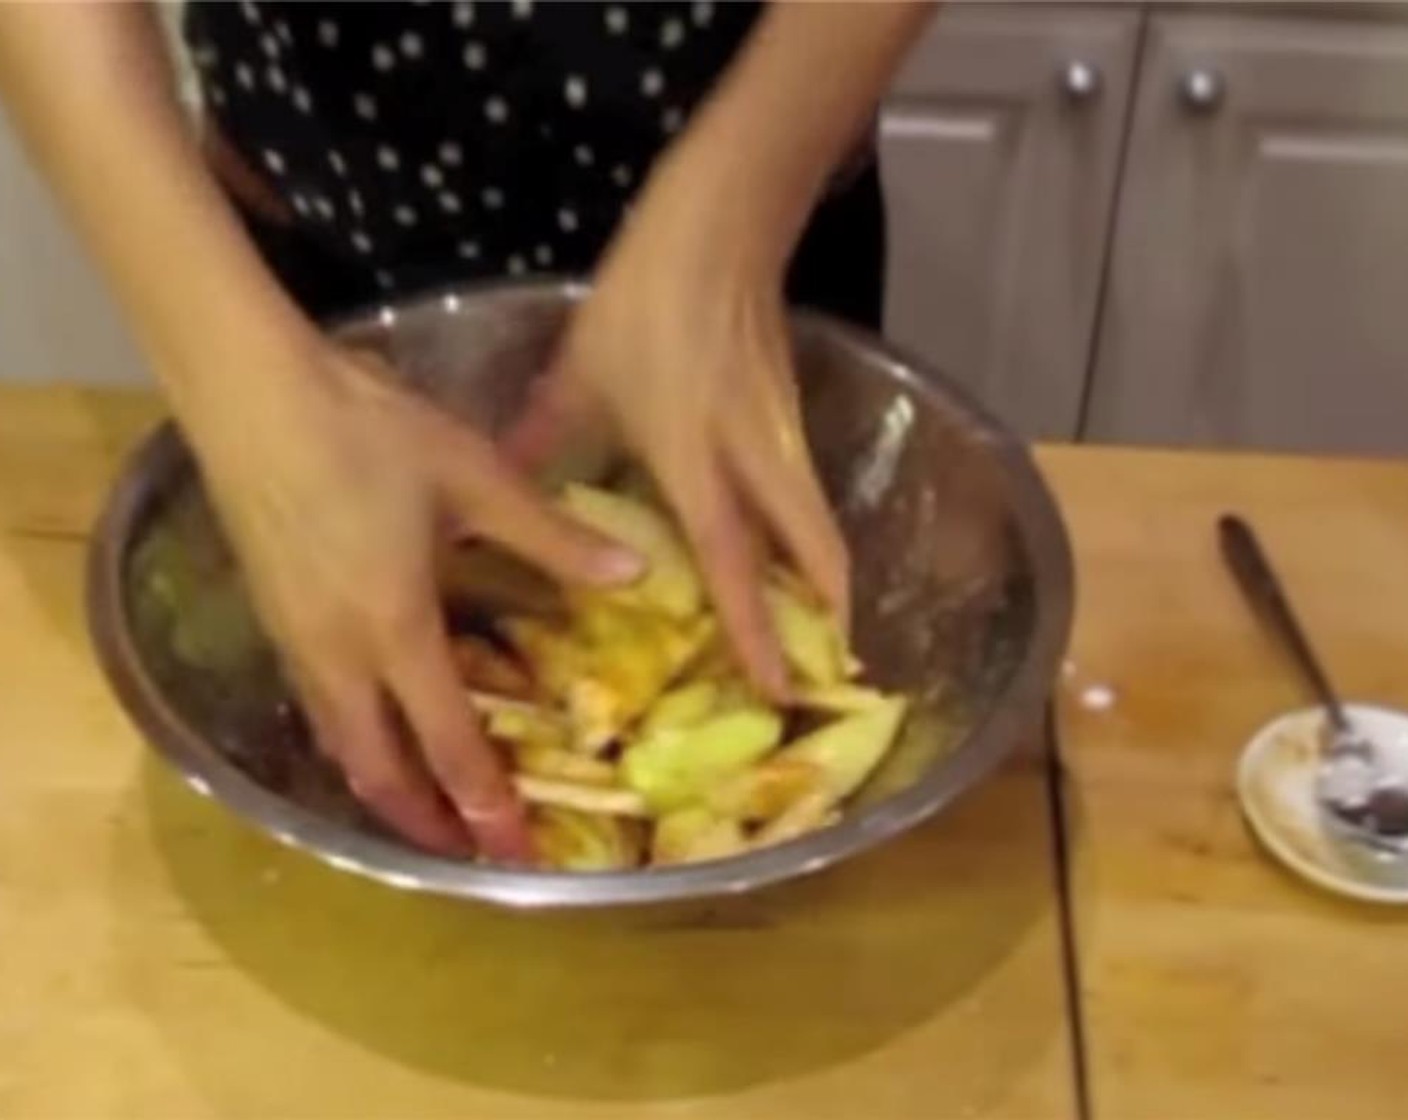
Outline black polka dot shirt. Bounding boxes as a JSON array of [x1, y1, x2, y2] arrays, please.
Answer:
[[184, 0, 760, 294]]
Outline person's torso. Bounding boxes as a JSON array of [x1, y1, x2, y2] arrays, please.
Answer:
[[185, 0, 759, 287]]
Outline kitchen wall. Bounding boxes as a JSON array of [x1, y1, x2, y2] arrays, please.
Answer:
[[0, 1, 194, 386], [0, 107, 148, 384]]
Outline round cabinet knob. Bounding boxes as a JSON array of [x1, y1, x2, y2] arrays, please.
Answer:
[[1180, 68, 1225, 113], [1061, 60, 1102, 103]]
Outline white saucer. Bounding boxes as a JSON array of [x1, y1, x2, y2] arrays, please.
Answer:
[[1237, 705, 1408, 905]]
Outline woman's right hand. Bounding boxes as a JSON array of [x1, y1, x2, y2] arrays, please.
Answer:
[[180, 335, 641, 861]]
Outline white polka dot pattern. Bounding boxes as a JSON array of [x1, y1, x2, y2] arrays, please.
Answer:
[[185, 1, 761, 282], [660, 18, 686, 50]]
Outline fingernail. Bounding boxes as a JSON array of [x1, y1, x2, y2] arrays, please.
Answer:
[[595, 546, 646, 584]]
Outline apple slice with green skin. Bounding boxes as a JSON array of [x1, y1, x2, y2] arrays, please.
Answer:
[[622, 705, 784, 812], [639, 679, 721, 735], [773, 695, 910, 804], [560, 484, 702, 620], [652, 807, 749, 865], [532, 806, 640, 871], [765, 577, 849, 688]]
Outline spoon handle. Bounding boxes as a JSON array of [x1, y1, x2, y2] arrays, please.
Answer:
[[1218, 514, 1349, 731]]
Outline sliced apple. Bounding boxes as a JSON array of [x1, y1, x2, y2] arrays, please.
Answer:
[[622, 706, 784, 812], [560, 484, 702, 620], [500, 617, 587, 698], [765, 576, 849, 688], [506, 608, 715, 752], [467, 691, 569, 752], [532, 806, 640, 871], [652, 807, 748, 865], [794, 683, 890, 716], [513, 774, 650, 817], [486, 706, 568, 752], [773, 695, 909, 804], [705, 757, 823, 822], [751, 787, 836, 847], [639, 679, 721, 736], [512, 743, 618, 787]]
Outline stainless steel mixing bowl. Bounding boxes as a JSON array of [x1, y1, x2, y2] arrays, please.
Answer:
[[86, 280, 1073, 907]]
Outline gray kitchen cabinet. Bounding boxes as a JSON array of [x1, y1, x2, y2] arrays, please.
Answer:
[[880, 5, 1142, 440], [1086, 13, 1408, 454]]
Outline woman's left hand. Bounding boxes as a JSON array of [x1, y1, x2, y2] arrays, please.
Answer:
[[504, 169, 849, 702]]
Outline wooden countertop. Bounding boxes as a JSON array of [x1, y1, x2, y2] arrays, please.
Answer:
[[0, 388, 1074, 1119], [1048, 445, 1408, 1119], [4, 386, 1407, 1118]]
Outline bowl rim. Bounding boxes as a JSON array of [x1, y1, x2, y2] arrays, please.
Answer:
[[85, 278, 1074, 908]]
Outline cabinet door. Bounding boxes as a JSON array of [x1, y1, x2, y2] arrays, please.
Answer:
[[1087, 14, 1408, 454], [881, 5, 1140, 440]]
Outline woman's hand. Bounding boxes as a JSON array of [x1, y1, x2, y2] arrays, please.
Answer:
[[186, 338, 639, 860], [505, 174, 849, 702], [503, 3, 931, 700]]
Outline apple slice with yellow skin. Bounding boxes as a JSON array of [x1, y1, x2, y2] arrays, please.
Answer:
[[622, 705, 784, 812], [773, 695, 909, 804], [560, 484, 702, 620], [505, 608, 716, 752], [532, 806, 640, 871], [752, 786, 836, 847], [639, 679, 721, 736], [500, 617, 587, 699], [705, 757, 823, 822], [652, 807, 749, 865]]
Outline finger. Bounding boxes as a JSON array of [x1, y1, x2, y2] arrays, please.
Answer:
[[411, 403, 643, 589], [383, 614, 536, 864], [723, 415, 852, 631], [443, 451, 644, 589], [659, 452, 791, 703], [293, 664, 475, 857], [498, 369, 599, 475]]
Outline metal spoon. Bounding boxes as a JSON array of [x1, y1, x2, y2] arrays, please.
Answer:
[[1218, 515, 1408, 854]]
